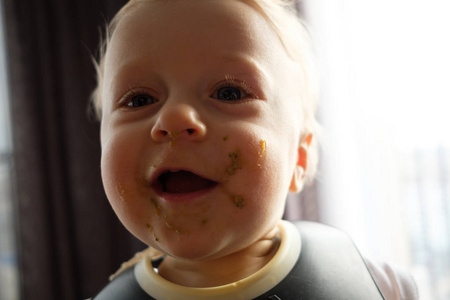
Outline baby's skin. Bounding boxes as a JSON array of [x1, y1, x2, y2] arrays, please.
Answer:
[[99, 0, 310, 288]]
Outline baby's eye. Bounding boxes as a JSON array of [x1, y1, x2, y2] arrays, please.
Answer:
[[127, 94, 158, 107], [213, 86, 247, 101]]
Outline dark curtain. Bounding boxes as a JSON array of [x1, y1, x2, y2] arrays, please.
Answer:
[[2, 0, 146, 299], [2, 0, 319, 299]]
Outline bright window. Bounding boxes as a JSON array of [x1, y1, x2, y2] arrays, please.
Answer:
[[303, 1, 450, 299]]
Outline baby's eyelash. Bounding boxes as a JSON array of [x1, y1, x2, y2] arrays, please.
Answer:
[[118, 87, 159, 108], [212, 75, 259, 99]]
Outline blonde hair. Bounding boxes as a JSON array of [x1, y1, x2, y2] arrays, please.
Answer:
[[91, 0, 320, 183]]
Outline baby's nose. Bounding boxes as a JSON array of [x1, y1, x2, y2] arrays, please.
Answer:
[[151, 103, 206, 142]]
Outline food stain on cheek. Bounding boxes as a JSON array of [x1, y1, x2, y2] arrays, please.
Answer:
[[221, 142, 245, 208], [257, 139, 267, 168], [146, 198, 164, 242], [231, 194, 245, 208], [116, 185, 127, 203], [115, 184, 135, 213], [225, 148, 243, 176]]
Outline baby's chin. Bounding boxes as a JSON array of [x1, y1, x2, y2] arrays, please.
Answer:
[[144, 228, 246, 262], [160, 237, 229, 261]]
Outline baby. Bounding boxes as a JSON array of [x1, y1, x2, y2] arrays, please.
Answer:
[[91, 0, 417, 299]]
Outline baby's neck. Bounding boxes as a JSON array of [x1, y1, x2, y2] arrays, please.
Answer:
[[157, 227, 281, 288]]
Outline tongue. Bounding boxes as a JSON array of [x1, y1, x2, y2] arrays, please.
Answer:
[[161, 171, 216, 193]]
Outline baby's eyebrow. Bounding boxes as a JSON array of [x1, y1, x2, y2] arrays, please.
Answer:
[[217, 54, 271, 81]]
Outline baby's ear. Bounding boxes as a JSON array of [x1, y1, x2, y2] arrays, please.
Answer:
[[289, 134, 312, 193]]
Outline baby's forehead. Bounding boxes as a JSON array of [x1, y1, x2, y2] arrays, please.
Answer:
[[107, 0, 298, 81], [113, 0, 292, 55]]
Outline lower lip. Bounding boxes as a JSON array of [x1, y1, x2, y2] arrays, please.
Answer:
[[154, 184, 219, 203]]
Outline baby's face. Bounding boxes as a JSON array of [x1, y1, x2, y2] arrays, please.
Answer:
[[100, 0, 304, 260]]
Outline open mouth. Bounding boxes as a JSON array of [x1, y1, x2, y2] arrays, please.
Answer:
[[155, 170, 218, 194]]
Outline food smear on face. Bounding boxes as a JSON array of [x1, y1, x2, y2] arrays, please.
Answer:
[[117, 185, 127, 203], [225, 149, 242, 176], [169, 131, 180, 147], [165, 220, 182, 234], [151, 198, 162, 217], [201, 218, 208, 225], [231, 194, 245, 208], [257, 139, 267, 168], [223, 135, 229, 141], [259, 139, 267, 158], [146, 223, 160, 242]]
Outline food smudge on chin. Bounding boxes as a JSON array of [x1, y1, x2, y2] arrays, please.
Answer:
[[225, 149, 242, 176], [231, 194, 245, 208], [146, 223, 160, 242], [165, 220, 182, 234], [201, 218, 208, 225], [223, 135, 229, 141]]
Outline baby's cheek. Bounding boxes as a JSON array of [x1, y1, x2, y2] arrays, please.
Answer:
[[218, 136, 271, 208], [101, 154, 153, 236], [223, 139, 267, 174], [109, 182, 144, 219], [117, 192, 162, 245], [219, 133, 268, 172]]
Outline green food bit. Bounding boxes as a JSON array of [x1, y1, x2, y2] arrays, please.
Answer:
[[226, 150, 242, 176], [223, 135, 229, 141], [231, 194, 245, 208]]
